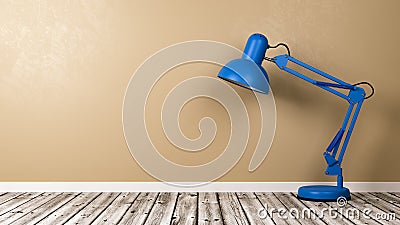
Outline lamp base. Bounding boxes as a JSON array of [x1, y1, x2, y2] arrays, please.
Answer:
[[297, 185, 350, 202]]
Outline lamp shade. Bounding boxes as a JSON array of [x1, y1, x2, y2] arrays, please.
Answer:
[[218, 33, 270, 94]]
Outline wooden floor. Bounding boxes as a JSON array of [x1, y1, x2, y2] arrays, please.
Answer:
[[0, 192, 398, 224]]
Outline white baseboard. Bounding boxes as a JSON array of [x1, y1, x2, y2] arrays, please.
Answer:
[[0, 182, 399, 192]]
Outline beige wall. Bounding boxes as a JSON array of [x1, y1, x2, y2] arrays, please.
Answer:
[[1, 0, 399, 182]]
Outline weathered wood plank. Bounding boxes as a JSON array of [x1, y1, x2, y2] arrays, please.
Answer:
[[198, 192, 223, 225], [0, 192, 60, 224], [353, 192, 400, 220], [338, 193, 391, 224], [144, 192, 178, 225], [236, 192, 274, 225], [91, 192, 139, 225], [370, 192, 400, 208], [37, 192, 100, 225], [118, 192, 158, 225], [218, 192, 249, 225], [1, 192, 397, 225], [171, 192, 197, 225], [64, 192, 120, 224], [323, 195, 381, 225], [0, 193, 24, 205], [11, 192, 79, 225], [390, 193, 400, 198], [0, 193, 42, 216], [255, 192, 298, 225], [293, 192, 353, 225], [273, 192, 325, 225]]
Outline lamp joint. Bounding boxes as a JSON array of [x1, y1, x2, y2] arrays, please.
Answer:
[[348, 87, 366, 103]]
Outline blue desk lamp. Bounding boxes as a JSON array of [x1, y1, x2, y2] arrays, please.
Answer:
[[218, 33, 374, 201]]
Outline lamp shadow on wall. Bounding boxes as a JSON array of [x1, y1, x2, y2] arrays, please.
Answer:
[[364, 103, 400, 181]]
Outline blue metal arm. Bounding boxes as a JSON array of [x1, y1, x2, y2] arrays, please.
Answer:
[[272, 54, 366, 188]]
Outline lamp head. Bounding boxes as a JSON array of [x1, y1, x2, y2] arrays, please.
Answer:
[[218, 33, 270, 94]]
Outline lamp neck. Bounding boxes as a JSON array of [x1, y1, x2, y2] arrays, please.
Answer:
[[242, 33, 269, 65]]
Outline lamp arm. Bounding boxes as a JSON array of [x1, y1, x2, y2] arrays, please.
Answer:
[[270, 54, 366, 188]]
